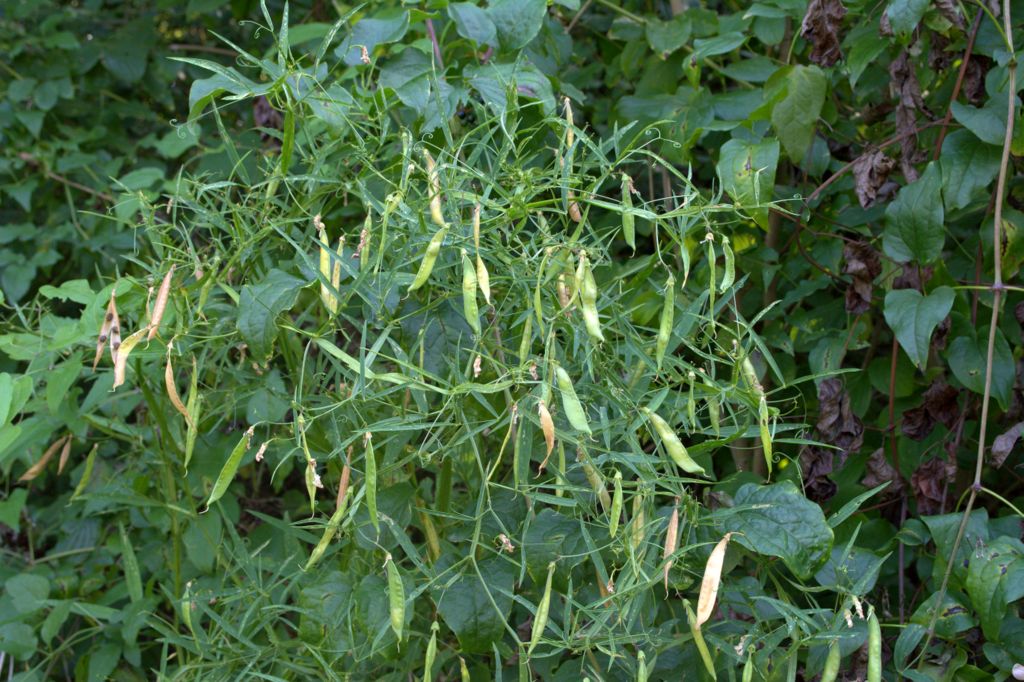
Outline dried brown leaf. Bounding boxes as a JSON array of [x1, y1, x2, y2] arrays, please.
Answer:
[[911, 457, 956, 514], [889, 51, 929, 182], [851, 152, 896, 209], [800, 0, 847, 67], [861, 448, 905, 495], [816, 378, 864, 454], [991, 421, 1024, 468], [933, 0, 965, 28]]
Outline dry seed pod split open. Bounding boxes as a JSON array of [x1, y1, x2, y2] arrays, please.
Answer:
[[696, 532, 734, 628], [94, 291, 120, 370]]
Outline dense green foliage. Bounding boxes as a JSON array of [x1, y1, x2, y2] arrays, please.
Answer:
[[2, 0, 1023, 680]]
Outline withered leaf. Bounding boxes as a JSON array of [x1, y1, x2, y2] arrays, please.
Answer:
[[991, 421, 1024, 468], [843, 241, 882, 312], [801, 445, 839, 502], [911, 457, 956, 515], [933, 0, 965, 28], [889, 51, 929, 182], [852, 151, 897, 208], [901, 405, 934, 441], [893, 264, 933, 291], [800, 0, 847, 67], [922, 380, 958, 429], [862, 448, 905, 495], [816, 378, 864, 454]]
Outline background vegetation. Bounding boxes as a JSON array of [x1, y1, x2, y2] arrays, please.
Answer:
[[1, 0, 1022, 679]]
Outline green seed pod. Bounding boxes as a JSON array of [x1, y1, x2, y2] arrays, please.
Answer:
[[656, 272, 675, 372], [528, 561, 557, 655], [365, 432, 379, 531], [609, 469, 623, 537], [385, 553, 405, 641], [867, 611, 881, 682], [742, 651, 754, 682], [579, 449, 611, 511], [424, 621, 439, 682], [758, 395, 772, 475], [637, 650, 648, 682], [621, 173, 635, 250], [461, 249, 481, 336], [706, 234, 717, 320], [408, 227, 447, 293], [576, 251, 604, 343], [820, 639, 840, 682], [642, 408, 705, 475], [555, 365, 592, 435], [719, 235, 735, 293]]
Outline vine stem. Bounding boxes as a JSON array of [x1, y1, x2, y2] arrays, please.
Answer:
[[917, 0, 1015, 665]]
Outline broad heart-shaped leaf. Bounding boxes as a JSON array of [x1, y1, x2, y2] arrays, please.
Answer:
[[448, 2, 497, 47], [951, 98, 1009, 146], [909, 591, 976, 639], [883, 162, 945, 263], [770, 65, 827, 162], [947, 328, 1015, 409], [379, 48, 433, 113], [464, 60, 556, 116], [236, 269, 304, 360], [437, 558, 515, 653], [487, 0, 546, 52], [922, 509, 989, 588], [965, 536, 1024, 640], [645, 16, 692, 58], [716, 138, 779, 230], [523, 508, 590, 576], [883, 287, 954, 370], [721, 481, 833, 580], [940, 130, 1001, 211], [335, 9, 409, 65], [5, 574, 50, 614], [884, 0, 928, 37]]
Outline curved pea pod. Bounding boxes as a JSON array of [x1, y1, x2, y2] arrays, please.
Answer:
[[528, 561, 557, 655], [408, 227, 447, 293], [579, 449, 610, 511], [655, 272, 675, 372], [461, 249, 481, 335], [147, 265, 174, 341], [641, 408, 705, 475], [385, 553, 405, 641], [742, 652, 754, 682], [554, 365, 591, 435], [662, 500, 679, 589], [609, 470, 623, 538], [637, 650, 648, 682], [538, 400, 555, 470], [205, 425, 255, 510], [866, 611, 881, 682], [719, 235, 735, 293], [696, 532, 733, 627], [705, 234, 717, 320], [519, 310, 533, 363], [621, 173, 636, 250], [821, 639, 840, 682]]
